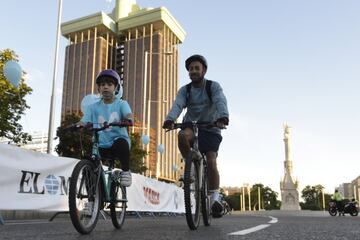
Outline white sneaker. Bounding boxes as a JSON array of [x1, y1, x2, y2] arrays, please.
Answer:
[[210, 191, 224, 218], [120, 171, 132, 187], [211, 200, 224, 218]]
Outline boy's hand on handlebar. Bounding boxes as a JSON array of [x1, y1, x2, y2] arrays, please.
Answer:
[[162, 120, 174, 130]]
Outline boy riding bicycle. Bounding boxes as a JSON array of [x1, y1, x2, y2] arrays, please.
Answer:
[[79, 69, 133, 187], [163, 54, 229, 218]]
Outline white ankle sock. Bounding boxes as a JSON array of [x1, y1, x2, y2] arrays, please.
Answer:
[[209, 189, 220, 202]]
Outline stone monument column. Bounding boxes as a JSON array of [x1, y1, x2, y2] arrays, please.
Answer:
[[280, 123, 300, 210]]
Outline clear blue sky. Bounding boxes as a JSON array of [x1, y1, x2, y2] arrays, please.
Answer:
[[2, 0, 360, 195]]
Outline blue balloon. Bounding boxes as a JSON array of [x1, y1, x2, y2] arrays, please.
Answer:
[[157, 144, 165, 154], [3, 60, 22, 87], [141, 135, 150, 145], [80, 94, 100, 113]]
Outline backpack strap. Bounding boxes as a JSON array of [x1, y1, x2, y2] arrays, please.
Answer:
[[185, 80, 213, 105], [185, 83, 191, 106], [205, 80, 212, 103]]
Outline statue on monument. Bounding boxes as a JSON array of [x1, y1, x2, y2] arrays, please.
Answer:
[[283, 123, 291, 161]]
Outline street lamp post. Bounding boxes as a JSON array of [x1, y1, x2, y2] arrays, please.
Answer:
[[239, 193, 242, 211], [47, 0, 63, 154], [248, 186, 251, 211], [242, 187, 245, 211], [142, 50, 172, 176], [322, 189, 325, 211], [258, 186, 261, 211]]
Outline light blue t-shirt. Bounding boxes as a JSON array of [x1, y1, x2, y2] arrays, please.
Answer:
[[81, 98, 132, 149]]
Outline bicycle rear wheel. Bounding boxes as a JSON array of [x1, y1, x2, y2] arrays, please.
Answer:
[[69, 160, 101, 234], [110, 181, 127, 229], [201, 165, 211, 226], [183, 153, 201, 230]]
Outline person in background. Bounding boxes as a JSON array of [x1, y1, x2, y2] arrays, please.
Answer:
[[331, 189, 344, 216]]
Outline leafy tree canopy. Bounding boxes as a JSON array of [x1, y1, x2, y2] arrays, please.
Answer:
[[301, 184, 327, 210], [0, 49, 32, 144]]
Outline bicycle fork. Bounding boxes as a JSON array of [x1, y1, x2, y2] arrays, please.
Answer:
[[192, 151, 204, 190]]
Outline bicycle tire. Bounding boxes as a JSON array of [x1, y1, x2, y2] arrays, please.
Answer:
[[110, 181, 127, 228], [69, 159, 101, 234], [201, 164, 211, 226], [183, 153, 201, 230]]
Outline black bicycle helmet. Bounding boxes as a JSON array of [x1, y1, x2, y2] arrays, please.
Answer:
[[185, 54, 208, 71], [95, 69, 121, 94]]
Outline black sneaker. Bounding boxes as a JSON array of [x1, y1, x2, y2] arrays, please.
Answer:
[[212, 200, 223, 218]]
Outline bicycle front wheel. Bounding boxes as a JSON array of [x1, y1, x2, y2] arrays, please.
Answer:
[[110, 181, 127, 229], [183, 154, 201, 230], [201, 165, 211, 226], [69, 159, 101, 234]]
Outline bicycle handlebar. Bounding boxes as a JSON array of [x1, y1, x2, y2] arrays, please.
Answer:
[[165, 121, 220, 132], [64, 121, 133, 133]]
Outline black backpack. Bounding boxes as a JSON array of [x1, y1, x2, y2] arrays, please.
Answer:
[[185, 80, 213, 106]]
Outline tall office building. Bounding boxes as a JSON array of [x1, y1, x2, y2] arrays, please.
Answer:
[[60, 0, 186, 182]]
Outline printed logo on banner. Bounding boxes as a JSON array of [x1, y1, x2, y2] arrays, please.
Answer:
[[18, 170, 70, 196], [143, 186, 160, 205]]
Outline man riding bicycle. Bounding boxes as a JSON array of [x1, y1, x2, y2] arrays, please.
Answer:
[[79, 69, 133, 187], [162, 54, 229, 218]]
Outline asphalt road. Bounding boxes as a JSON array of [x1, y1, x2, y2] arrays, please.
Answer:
[[1, 211, 360, 240]]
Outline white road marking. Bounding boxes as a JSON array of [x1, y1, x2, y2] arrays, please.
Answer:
[[268, 216, 278, 223], [228, 215, 278, 236], [228, 224, 271, 235]]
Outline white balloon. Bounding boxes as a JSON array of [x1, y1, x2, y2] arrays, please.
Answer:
[[81, 94, 100, 113], [172, 163, 177, 172]]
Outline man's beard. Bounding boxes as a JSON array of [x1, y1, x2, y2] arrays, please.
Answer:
[[190, 73, 204, 83]]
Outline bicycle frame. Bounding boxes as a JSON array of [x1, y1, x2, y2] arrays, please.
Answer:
[[68, 121, 131, 234], [79, 122, 129, 204], [191, 122, 206, 192], [167, 121, 215, 229]]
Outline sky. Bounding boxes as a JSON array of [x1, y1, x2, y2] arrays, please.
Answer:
[[1, 0, 360, 195]]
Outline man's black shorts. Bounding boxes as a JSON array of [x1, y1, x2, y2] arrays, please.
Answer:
[[198, 130, 222, 153]]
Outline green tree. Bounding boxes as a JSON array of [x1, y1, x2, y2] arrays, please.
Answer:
[[0, 49, 32, 144], [224, 184, 280, 211], [55, 113, 147, 173], [250, 184, 280, 210], [55, 113, 92, 159], [301, 184, 325, 210], [128, 132, 147, 173]]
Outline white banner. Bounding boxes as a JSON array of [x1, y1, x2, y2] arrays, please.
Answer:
[[0, 143, 184, 213], [127, 174, 184, 213]]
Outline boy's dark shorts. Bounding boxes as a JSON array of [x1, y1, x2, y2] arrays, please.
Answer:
[[198, 130, 222, 153]]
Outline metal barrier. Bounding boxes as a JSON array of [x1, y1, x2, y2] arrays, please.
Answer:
[[0, 213, 5, 225]]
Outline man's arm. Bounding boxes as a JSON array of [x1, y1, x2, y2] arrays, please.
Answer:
[[165, 86, 187, 121], [211, 82, 229, 126]]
